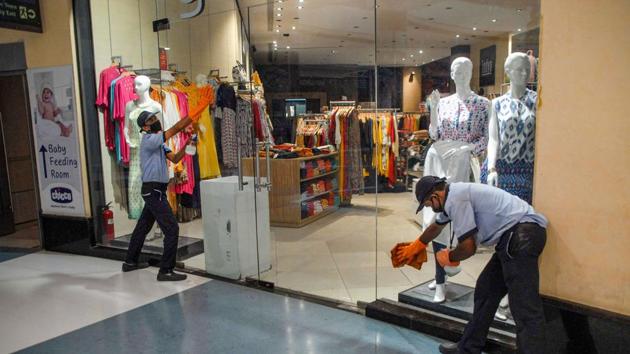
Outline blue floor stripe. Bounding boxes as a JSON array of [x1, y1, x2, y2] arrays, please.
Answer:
[[20, 279, 442, 354], [0, 249, 31, 263]]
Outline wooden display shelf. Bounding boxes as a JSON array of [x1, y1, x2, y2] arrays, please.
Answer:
[[272, 206, 339, 228], [242, 152, 339, 227], [301, 188, 338, 203], [301, 169, 339, 182]]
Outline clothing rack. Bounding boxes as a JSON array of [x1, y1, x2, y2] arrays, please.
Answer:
[[330, 100, 356, 107], [357, 108, 399, 112]]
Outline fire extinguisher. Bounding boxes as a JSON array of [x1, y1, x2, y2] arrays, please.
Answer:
[[102, 202, 114, 241]]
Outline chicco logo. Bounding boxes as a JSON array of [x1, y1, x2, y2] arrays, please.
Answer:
[[51, 187, 73, 204]]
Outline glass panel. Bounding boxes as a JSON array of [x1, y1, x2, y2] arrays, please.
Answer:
[[376, 0, 540, 312], [246, 0, 379, 304]]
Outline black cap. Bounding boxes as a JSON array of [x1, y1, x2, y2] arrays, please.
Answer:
[[136, 110, 155, 129], [415, 176, 447, 214]]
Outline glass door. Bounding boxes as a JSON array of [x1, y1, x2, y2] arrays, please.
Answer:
[[245, 0, 380, 304]]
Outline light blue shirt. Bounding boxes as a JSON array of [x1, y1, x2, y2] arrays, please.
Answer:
[[140, 132, 171, 184], [435, 183, 547, 246]]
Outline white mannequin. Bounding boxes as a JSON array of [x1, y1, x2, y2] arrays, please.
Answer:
[[486, 53, 530, 187], [423, 57, 490, 303], [195, 73, 208, 87], [124, 75, 162, 220], [125, 75, 162, 147]]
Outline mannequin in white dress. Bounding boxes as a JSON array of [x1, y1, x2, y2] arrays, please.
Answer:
[[422, 57, 490, 303], [124, 75, 163, 219]]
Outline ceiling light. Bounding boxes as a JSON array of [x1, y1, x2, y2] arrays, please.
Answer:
[[274, 48, 278, 51], [276, 29, 280, 32], [419, 50, 423, 54], [473, 27, 477, 31], [332, 50, 336, 54], [492, 19, 497, 23], [286, 46, 290, 49], [273, 40, 277, 44], [298, 6, 303, 10], [402, 58, 406, 61], [410, 54, 414, 57], [292, 26, 296, 30], [456, 34, 460, 38], [277, 7, 282, 10], [163, 47, 170, 51], [299, 0, 304, 2], [518, 28, 522, 32]]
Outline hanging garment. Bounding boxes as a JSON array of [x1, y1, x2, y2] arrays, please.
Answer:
[[96, 66, 121, 152], [221, 108, 238, 169], [481, 89, 537, 203], [236, 98, 254, 158], [112, 75, 137, 165], [422, 140, 480, 246]]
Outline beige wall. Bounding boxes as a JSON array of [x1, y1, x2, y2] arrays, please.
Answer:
[[0, 0, 73, 68], [534, 0, 630, 315], [402, 67, 421, 112]]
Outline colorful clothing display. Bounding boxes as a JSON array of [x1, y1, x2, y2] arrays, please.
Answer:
[[329, 107, 363, 204], [96, 66, 122, 152], [430, 93, 489, 157], [481, 89, 537, 203]]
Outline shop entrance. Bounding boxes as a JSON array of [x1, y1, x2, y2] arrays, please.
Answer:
[[0, 73, 41, 250]]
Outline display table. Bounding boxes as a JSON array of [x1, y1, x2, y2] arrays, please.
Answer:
[[243, 152, 339, 228]]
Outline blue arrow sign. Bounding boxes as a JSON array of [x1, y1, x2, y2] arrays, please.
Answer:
[[39, 145, 47, 178]]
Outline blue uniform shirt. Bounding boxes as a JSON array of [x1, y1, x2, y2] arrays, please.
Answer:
[[140, 132, 171, 184], [435, 183, 547, 246]]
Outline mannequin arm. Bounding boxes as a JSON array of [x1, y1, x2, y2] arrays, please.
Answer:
[[428, 90, 440, 140], [486, 101, 499, 185], [124, 105, 135, 148]]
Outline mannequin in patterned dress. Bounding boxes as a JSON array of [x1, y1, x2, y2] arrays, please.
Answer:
[[125, 75, 163, 219], [484, 52, 537, 204], [423, 57, 490, 303]]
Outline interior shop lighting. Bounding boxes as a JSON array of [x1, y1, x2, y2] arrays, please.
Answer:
[[517, 28, 522, 32], [163, 47, 170, 51], [273, 40, 277, 44], [276, 29, 280, 32], [456, 34, 460, 38], [418, 50, 423, 53], [492, 19, 497, 22], [286, 46, 291, 49], [292, 26, 296, 30], [277, 13, 282, 17], [298, 6, 303, 10], [299, 0, 304, 2], [277, 7, 282, 10], [473, 27, 477, 30], [410, 54, 414, 57]]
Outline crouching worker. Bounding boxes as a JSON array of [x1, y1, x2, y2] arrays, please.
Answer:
[[391, 176, 548, 354]]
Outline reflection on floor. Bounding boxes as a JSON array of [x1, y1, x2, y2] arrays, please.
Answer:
[[184, 192, 492, 305], [2, 251, 443, 353], [0, 223, 40, 249]]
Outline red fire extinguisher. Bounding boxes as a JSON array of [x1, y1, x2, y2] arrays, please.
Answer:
[[102, 202, 115, 241]]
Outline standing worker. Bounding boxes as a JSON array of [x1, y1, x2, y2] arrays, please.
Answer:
[[122, 110, 196, 281], [392, 176, 548, 354]]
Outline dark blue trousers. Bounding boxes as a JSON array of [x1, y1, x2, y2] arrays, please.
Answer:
[[125, 183, 179, 272]]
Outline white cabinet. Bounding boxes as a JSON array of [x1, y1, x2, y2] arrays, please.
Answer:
[[200, 176, 271, 280]]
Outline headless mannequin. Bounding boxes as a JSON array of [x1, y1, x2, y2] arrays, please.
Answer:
[[486, 53, 530, 188], [124, 75, 163, 219], [424, 57, 489, 303]]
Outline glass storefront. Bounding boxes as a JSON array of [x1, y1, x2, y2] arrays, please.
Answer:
[[89, 0, 540, 311]]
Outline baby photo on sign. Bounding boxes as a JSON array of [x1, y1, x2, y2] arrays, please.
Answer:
[[31, 70, 74, 138]]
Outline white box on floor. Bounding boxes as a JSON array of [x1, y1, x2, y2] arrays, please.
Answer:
[[200, 176, 271, 280]]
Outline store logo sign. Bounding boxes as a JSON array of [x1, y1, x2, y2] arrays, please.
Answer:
[[180, 0, 205, 19], [51, 187, 73, 204]]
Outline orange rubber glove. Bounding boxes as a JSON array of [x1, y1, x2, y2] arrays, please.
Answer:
[[436, 249, 460, 268], [390, 242, 408, 268], [394, 239, 427, 266], [407, 248, 428, 270]]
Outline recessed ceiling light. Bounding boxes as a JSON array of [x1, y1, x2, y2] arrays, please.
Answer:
[[292, 26, 296, 30], [276, 29, 280, 32], [277, 13, 281, 17], [273, 40, 277, 44], [492, 19, 497, 23], [299, 0, 304, 2], [286, 46, 290, 49], [297, 6, 303, 9], [274, 48, 278, 51], [518, 28, 522, 32], [517, 8, 522, 12], [473, 27, 477, 31], [410, 54, 414, 57], [419, 50, 423, 53], [332, 50, 336, 54], [277, 7, 282, 10], [422, 61, 425, 64], [402, 58, 406, 61], [456, 34, 460, 38]]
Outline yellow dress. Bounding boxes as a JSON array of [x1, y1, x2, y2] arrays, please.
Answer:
[[173, 82, 221, 179]]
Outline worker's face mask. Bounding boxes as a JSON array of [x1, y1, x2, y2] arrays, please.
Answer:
[[149, 121, 162, 133], [430, 194, 444, 213]]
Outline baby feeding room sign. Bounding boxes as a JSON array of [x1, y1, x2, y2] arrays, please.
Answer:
[[27, 65, 85, 217]]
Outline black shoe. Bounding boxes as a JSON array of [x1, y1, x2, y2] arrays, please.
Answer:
[[439, 341, 459, 354], [122, 262, 150, 272], [157, 270, 187, 282]]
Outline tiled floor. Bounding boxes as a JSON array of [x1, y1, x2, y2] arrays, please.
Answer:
[[1, 251, 444, 353], [183, 192, 492, 305]]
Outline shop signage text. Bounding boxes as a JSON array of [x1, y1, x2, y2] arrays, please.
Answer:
[[0, 0, 42, 33]]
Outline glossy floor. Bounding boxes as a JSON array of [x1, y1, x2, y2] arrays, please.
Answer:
[[1, 251, 445, 353], [184, 192, 492, 305]]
